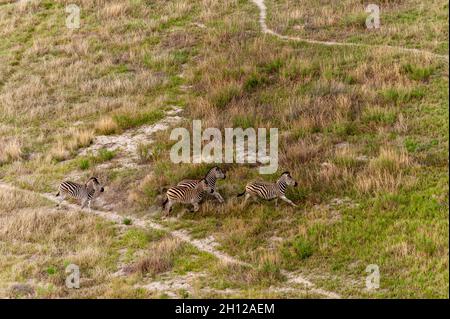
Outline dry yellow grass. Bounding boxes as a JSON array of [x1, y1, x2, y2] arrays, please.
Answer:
[[0, 0, 447, 299], [0, 185, 119, 298], [266, 0, 448, 54], [124, 238, 183, 276], [95, 117, 119, 135], [48, 129, 94, 161], [0, 188, 49, 215], [369, 147, 411, 172], [0, 139, 22, 164], [356, 148, 412, 194], [15, 0, 40, 13], [100, 1, 131, 18]]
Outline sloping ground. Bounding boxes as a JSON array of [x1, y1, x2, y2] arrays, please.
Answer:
[[0, 183, 336, 298], [0, 0, 448, 298], [253, 0, 449, 60], [263, 0, 449, 56]]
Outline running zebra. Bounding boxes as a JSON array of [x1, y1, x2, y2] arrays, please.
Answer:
[[177, 166, 226, 203], [163, 179, 213, 215], [56, 177, 105, 211], [237, 171, 298, 207]]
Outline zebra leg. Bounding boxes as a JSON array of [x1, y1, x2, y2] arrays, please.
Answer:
[[56, 194, 65, 209], [275, 198, 278, 207], [280, 195, 298, 207], [212, 191, 224, 203], [164, 200, 173, 216], [81, 198, 88, 209], [241, 193, 251, 207], [192, 202, 200, 212]]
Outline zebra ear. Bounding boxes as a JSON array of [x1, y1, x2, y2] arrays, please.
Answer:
[[88, 177, 100, 184]]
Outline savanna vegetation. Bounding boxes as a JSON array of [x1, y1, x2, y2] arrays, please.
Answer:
[[0, 0, 448, 298]]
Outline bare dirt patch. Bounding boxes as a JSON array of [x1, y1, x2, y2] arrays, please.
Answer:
[[79, 107, 183, 169]]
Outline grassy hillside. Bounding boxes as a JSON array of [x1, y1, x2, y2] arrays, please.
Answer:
[[0, 0, 448, 298]]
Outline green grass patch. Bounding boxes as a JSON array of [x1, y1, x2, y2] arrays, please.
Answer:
[[402, 64, 434, 82], [78, 158, 90, 170], [381, 87, 425, 105], [210, 85, 241, 109], [281, 235, 314, 268], [113, 110, 164, 130]]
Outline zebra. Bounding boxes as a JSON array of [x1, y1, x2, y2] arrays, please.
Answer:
[[237, 171, 298, 207], [176, 166, 226, 203], [55, 177, 105, 211], [163, 179, 213, 215]]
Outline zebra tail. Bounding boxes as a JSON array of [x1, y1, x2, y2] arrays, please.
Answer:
[[162, 198, 168, 208], [55, 191, 60, 197], [237, 191, 246, 197]]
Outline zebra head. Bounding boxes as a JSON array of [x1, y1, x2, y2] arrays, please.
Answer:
[[86, 177, 105, 193], [209, 166, 226, 180], [280, 171, 298, 187], [197, 179, 214, 194]]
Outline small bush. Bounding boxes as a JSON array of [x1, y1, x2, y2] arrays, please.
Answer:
[[97, 148, 115, 162], [244, 73, 268, 92], [259, 59, 283, 74], [46, 267, 57, 275], [137, 143, 153, 164], [78, 158, 90, 170], [281, 235, 314, 265], [404, 138, 419, 153]]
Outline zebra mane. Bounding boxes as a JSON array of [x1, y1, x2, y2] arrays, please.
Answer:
[[207, 166, 219, 174], [86, 177, 100, 187], [281, 171, 290, 176], [88, 177, 99, 183]]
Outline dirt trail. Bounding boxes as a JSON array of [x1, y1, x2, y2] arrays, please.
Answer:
[[79, 107, 183, 169], [251, 0, 449, 62], [0, 181, 341, 299]]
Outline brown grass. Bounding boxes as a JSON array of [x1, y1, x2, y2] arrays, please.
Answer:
[[123, 238, 183, 276], [95, 117, 119, 135], [0, 139, 22, 164], [48, 129, 94, 161], [0, 188, 48, 215], [356, 147, 413, 194], [101, 2, 131, 18]]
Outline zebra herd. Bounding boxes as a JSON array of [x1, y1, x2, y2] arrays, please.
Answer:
[[56, 167, 299, 214]]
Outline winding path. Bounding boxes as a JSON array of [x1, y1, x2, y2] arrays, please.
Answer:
[[0, 181, 341, 299], [251, 0, 449, 62]]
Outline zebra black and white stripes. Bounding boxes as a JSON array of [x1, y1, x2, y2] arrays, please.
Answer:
[[56, 177, 104, 211], [237, 171, 298, 207], [177, 166, 226, 203], [163, 179, 213, 214]]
